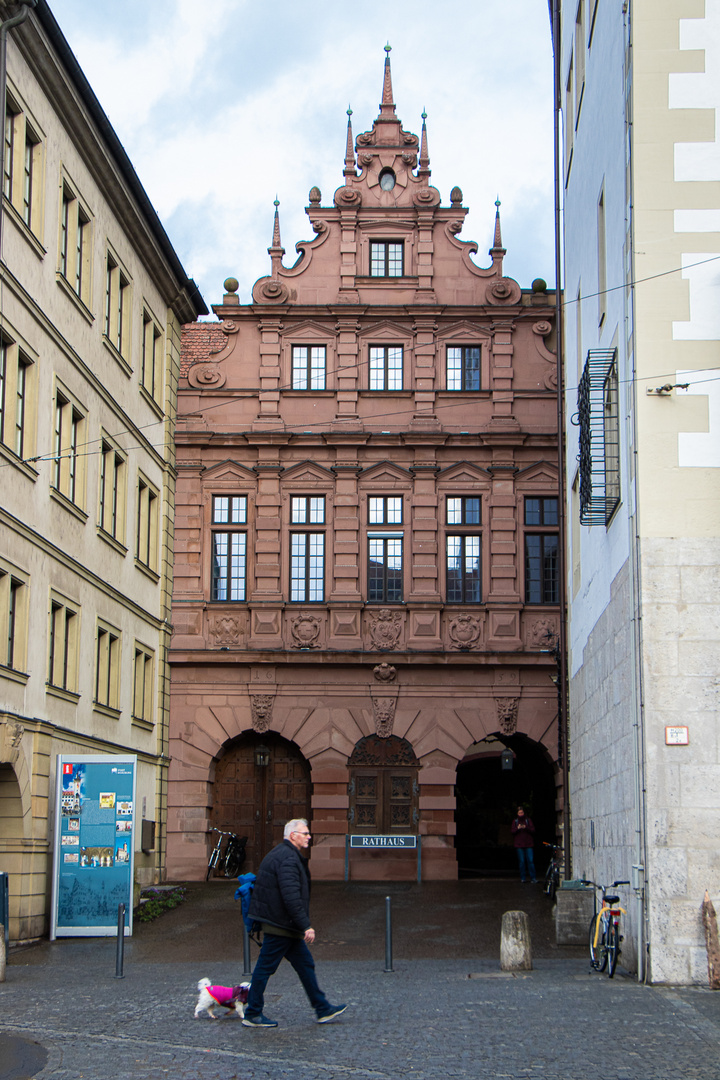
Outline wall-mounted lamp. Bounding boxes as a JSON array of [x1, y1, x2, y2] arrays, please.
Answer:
[[254, 744, 270, 768], [501, 748, 514, 771]]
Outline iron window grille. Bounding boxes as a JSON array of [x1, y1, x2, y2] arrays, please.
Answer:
[[577, 349, 620, 525]]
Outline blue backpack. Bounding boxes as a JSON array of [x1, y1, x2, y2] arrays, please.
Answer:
[[234, 872, 256, 932]]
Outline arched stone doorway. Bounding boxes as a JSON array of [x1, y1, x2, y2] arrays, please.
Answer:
[[455, 733, 558, 878], [209, 732, 311, 873]]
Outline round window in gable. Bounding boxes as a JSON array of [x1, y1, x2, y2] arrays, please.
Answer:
[[379, 169, 396, 192]]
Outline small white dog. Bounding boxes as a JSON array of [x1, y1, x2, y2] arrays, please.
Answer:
[[194, 978, 250, 1020]]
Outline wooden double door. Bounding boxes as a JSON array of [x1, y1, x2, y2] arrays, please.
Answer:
[[211, 734, 312, 872]]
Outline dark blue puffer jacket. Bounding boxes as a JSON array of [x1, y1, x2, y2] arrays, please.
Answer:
[[247, 839, 311, 933]]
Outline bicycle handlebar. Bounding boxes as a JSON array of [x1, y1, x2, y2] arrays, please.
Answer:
[[581, 878, 630, 890]]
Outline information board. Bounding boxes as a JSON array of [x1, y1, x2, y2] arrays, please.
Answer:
[[51, 755, 137, 938]]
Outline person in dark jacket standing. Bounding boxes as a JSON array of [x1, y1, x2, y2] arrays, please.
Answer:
[[511, 805, 537, 883], [242, 818, 347, 1028]]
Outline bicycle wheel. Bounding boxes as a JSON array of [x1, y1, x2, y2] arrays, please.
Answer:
[[606, 919, 619, 978], [545, 865, 556, 901], [225, 850, 242, 878]]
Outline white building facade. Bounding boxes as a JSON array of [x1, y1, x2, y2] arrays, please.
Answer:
[[560, 0, 720, 983]]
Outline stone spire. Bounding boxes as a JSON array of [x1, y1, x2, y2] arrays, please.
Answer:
[[268, 197, 285, 277], [344, 106, 356, 177], [418, 109, 430, 175], [379, 43, 396, 118], [489, 198, 506, 272]]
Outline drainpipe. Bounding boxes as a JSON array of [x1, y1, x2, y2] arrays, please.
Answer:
[[550, 0, 571, 877], [0, 1, 37, 260], [622, 0, 649, 986]]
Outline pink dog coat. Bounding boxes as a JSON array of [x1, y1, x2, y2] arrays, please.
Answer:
[[207, 985, 248, 1008]]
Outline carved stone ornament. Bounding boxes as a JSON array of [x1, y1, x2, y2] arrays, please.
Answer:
[[251, 695, 274, 733], [209, 614, 242, 646], [348, 734, 419, 767], [531, 320, 552, 338], [528, 618, 559, 649], [448, 614, 482, 651], [334, 186, 362, 207], [369, 609, 403, 651], [360, 152, 374, 166], [413, 187, 441, 207], [372, 696, 397, 738], [291, 614, 321, 648], [187, 364, 227, 389], [220, 320, 239, 336], [496, 698, 519, 736], [401, 152, 417, 166], [373, 662, 397, 683], [356, 132, 374, 146], [253, 278, 290, 304], [486, 278, 522, 305], [0, 718, 24, 764]]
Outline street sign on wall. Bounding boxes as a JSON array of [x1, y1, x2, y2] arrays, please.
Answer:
[[50, 755, 137, 938]]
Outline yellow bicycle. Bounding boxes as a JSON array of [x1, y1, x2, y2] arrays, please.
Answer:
[[583, 878, 630, 978]]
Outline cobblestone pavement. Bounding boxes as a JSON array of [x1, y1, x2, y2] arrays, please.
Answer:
[[1, 882, 719, 1079]]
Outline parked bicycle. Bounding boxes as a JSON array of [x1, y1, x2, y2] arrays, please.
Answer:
[[582, 878, 630, 977], [206, 828, 248, 880], [542, 842, 562, 901]]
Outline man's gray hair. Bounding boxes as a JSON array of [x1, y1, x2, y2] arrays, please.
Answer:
[[284, 818, 309, 839]]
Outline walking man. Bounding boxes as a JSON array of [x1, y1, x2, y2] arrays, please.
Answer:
[[242, 818, 347, 1028]]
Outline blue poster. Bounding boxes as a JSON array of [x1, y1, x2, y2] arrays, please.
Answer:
[[51, 755, 136, 938]]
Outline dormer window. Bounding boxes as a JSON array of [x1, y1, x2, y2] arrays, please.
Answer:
[[370, 241, 403, 278], [379, 169, 396, 192]]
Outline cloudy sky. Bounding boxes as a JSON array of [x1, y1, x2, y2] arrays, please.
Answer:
[[49, 0, 555, 316]]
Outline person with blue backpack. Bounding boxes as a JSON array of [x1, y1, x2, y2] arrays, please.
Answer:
[[240, 818, 347, 1028]]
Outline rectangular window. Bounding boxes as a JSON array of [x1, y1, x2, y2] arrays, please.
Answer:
[[95, 623, 120, 710], [446, 497, 481, 525], [53, 390, 85, 506], [0, 337, 33, 460], [212, 495, 247, 524], [48, 596, 78, 692], [368, 536, 403, 602], [211, 532, 247, 601], [136, 476, 159, 571], [290, 533, 324, 602], [59, 184, 91, 305], [597, 186, 606, 326], [4, 96, 43, 233], [133, 645, 155, 725], [369, 345, 403, 391], [446, 346, 480, 391], [370, 241, 403, 278], [105, 252, 131, 358], [291, 345, 326, 390], [0, 565, 27, 672], [524, 498, 559, 604], [291, 496, 325, 524], [141, 311, 163, 403], [446, 535, 481, 603], [577, 349, 620, 525], [99, 438, 126, 541], [368, 496, 402, 525]]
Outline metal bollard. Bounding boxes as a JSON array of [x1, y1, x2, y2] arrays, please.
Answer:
[[383, 895, 394, 973], [115, 903, 126, 978], [242, 923, 252, 977]]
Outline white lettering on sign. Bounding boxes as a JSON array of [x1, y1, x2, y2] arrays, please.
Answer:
[[349, 835, 417, 849]]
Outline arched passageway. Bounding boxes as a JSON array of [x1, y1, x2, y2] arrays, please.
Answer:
[[455, 733, 557, 878], [209, 732, 311, 873]]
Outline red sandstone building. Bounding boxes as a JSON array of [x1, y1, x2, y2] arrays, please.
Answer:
[[168, 54, 561, 882]]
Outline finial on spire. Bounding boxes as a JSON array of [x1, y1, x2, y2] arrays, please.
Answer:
[[418, 109, 430, 173], [493, 197, 503, 250], [268, 197, 285, 276], [380, 43, 396, 116], [344, 106, 356, 177]]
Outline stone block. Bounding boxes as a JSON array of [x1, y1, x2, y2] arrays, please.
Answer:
[[554, 886, 594, 945], [500, 910, 533, 970]]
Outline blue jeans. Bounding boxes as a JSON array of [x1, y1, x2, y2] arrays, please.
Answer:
[[246, 932, 331, 1018], [516, 847, 536, 881]]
